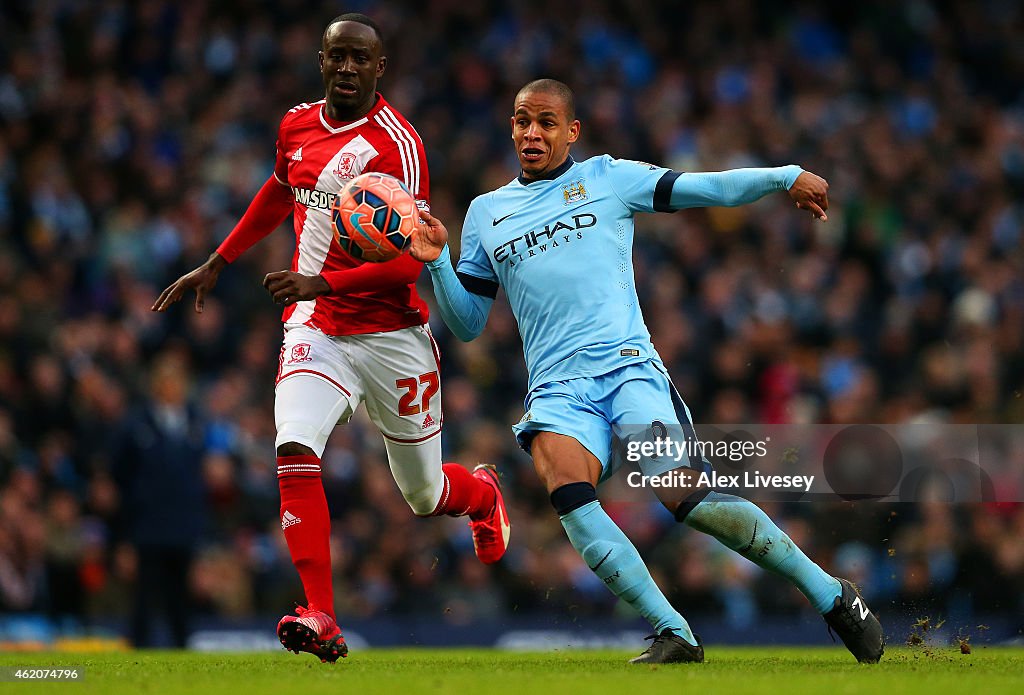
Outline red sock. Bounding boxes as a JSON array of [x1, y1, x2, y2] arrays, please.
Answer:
[[432, 463, 496, 520], [277, 455, 335, 621]]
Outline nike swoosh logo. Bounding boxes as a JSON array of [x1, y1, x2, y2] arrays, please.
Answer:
[[492, 212, 516, 226], [588, 548, 613, 572], [739, 520, 758, 555], [349, 212, 385, 250], [499, 502, 511, 546]]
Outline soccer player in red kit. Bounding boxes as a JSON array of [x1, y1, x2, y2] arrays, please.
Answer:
[[152, 14, 510, 662]]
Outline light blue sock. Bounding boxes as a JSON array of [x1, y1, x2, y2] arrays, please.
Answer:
[[560, 500, 698, 645], [685, 492, 841, 614]]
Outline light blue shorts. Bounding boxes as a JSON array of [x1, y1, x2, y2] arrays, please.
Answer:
[[512, 360, 709, 483]]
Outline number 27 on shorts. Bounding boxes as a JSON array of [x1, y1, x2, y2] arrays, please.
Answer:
[[395, 371, 439, 416]]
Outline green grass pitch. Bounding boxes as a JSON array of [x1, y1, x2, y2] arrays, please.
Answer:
[[1, 647, 1021, 694]]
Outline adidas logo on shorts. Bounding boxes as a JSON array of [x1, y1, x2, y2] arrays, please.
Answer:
[[281, 510, 302, 529], [421, 413, 436, 430]]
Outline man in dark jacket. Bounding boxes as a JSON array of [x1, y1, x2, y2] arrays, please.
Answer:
[[112, 354, 207, 648]]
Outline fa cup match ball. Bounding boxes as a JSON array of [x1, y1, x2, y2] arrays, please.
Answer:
[[331, 172, 418, 263]]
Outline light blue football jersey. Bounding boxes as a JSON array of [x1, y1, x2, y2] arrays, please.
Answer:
[[456, 155, 676, 392]]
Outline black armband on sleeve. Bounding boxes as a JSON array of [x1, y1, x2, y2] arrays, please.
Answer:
[[457, 271, 499, 299], [654, 170, 683, 212]]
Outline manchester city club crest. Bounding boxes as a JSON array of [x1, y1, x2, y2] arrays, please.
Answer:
[[562, 179, 588, 205]]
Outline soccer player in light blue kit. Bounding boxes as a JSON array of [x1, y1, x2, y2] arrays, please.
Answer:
[[411, 79, 884, 664]]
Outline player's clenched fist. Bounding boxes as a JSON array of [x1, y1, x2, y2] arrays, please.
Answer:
[[262, 270, 330, 305]]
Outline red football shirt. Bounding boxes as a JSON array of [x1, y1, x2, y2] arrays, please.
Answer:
[[272, 94, 430, 336]]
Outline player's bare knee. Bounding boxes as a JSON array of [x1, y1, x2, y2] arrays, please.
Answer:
[[531, 432, 601, 492], [277, 441, 316, 457]]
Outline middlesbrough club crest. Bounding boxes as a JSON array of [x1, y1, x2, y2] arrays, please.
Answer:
[[288, 343, 313, 364], [333, 152, 358, 180]]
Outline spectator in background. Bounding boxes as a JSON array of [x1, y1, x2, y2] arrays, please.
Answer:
[[0, 469, 47, 613], [111, 353, 206, 648]]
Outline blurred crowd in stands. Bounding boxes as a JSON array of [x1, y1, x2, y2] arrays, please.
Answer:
[[1, 0, 1023, 644]]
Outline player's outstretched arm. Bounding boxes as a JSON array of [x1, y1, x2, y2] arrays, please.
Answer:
[[152, 252, 227, 313], [670, 165, 827, 219], [153, 175, 293, 313], [413, 211, 493, 342]]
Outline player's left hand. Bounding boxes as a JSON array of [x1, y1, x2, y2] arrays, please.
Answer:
[[788, 171, 829, 221], [409, 211, 449, 263], [262, 270, 330, 305]]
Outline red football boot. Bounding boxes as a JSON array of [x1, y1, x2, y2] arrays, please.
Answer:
[[468, 464, 511, 564], [277, 605, 348, 662]]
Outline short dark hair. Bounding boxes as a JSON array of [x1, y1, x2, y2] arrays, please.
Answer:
[[324, 13, 384, 50], [518, 79, 576, 120]]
